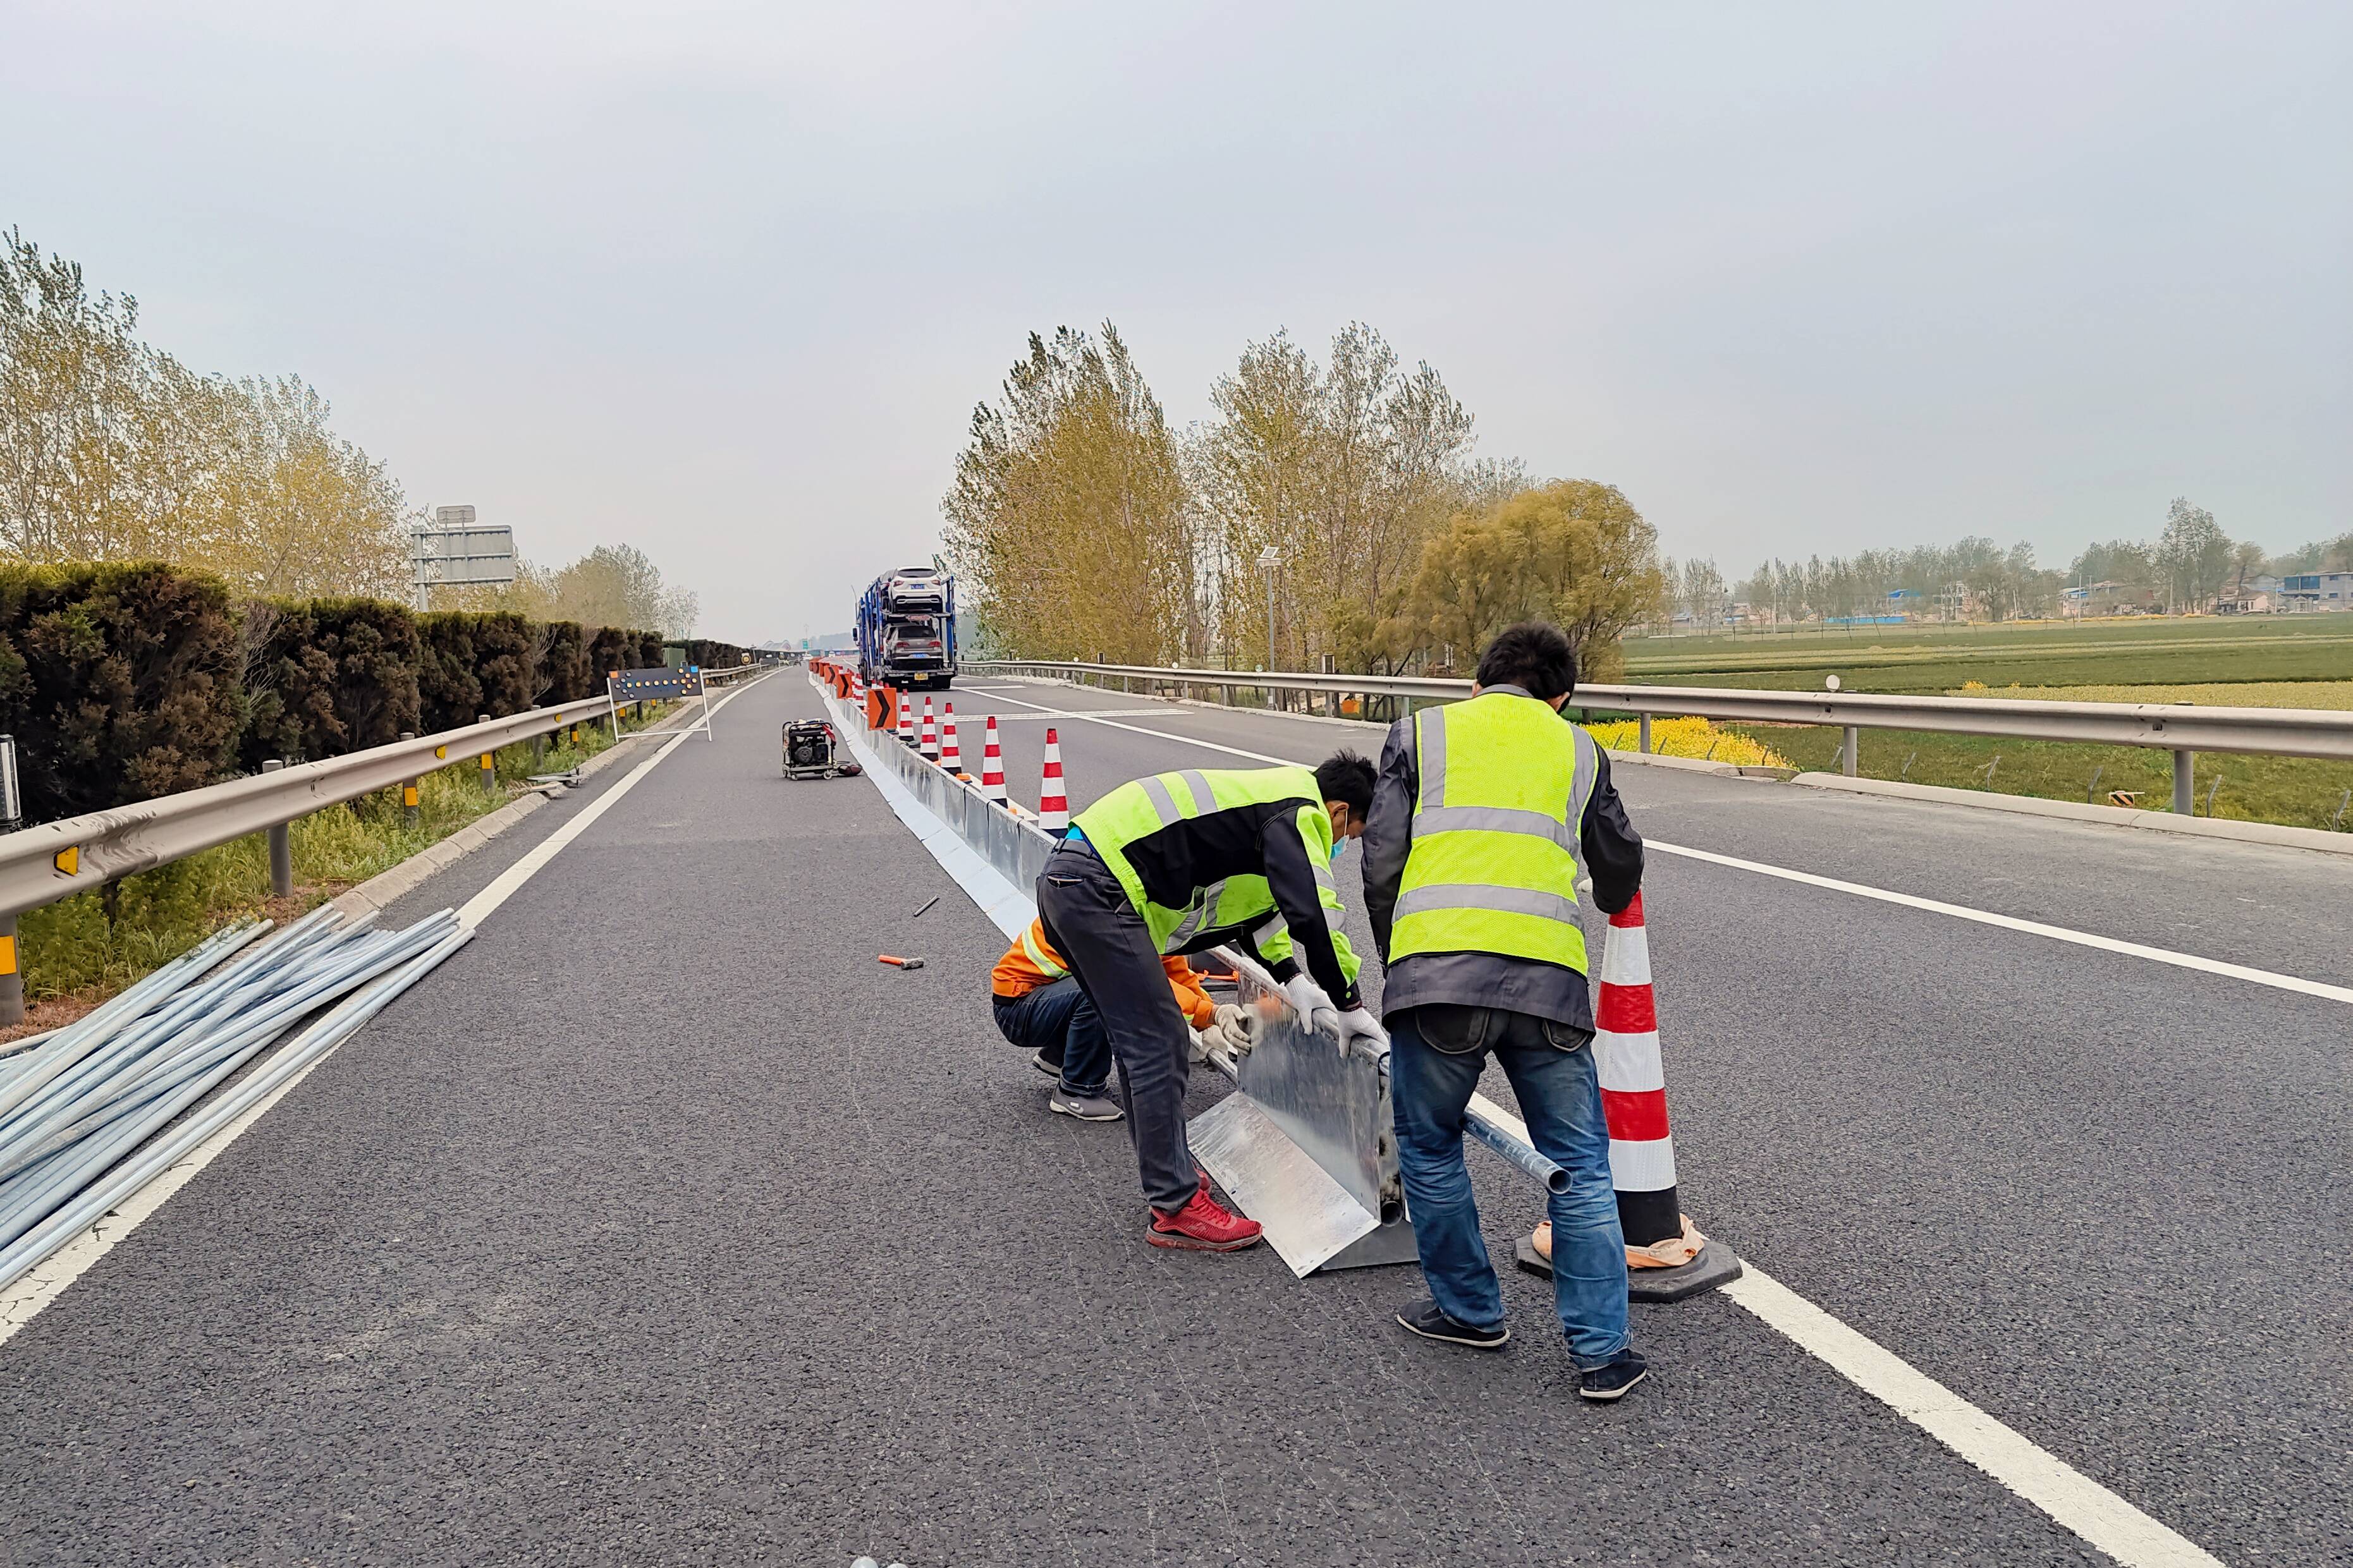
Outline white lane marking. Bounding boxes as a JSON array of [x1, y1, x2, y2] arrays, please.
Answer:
[[970, 686, 1299, 765], [0, 676, 773, 1347], [1005, 688, 2351, 1009], [458, 671, 766, 925], [969, 683, 2249, 1564], [1723, 1267, 2222, 1567], [1647, 840, 2353, 1007]]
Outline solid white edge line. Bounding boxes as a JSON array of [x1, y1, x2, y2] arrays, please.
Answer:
[[974, 680, 2242, 1567], [0, 673, 772, 1346], [1721, 1266, 2223, 1567], [1644, 839, 2352, 1006]]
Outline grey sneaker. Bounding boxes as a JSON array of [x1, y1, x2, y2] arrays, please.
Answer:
[[1030, 1049, 1061, 1079], [1050, 1088, 1123, 1122]]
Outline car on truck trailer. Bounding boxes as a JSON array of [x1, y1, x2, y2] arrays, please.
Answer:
[[857, 566, 958, 690]]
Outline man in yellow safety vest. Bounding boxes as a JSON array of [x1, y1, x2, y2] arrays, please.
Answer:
[[1039, 752, 1379, 1251], [1360, 621, 1653, 1402]]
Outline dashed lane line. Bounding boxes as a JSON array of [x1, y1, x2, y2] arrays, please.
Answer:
[[955, 681, 2235, 1568]]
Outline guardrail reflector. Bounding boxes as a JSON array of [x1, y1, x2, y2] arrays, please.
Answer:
[[52, 847, 78, 876]]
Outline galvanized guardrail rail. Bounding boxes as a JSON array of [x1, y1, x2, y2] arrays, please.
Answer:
[[0, 688, 698, 1022], [967, 659, 2353, 813]]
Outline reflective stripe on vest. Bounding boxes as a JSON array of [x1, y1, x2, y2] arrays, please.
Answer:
[[1390, 692, 1598, 973], [1019, 923, 1068, 980]]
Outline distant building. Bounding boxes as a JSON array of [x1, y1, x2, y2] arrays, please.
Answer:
[[2063, 581, 2160, 616], [2282, 572, 2353, 611]]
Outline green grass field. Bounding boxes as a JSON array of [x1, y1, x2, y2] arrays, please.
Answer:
[[1620, 615, 2353, 693]]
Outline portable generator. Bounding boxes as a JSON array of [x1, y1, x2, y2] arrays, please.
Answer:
[[783, 719, 859, 780]]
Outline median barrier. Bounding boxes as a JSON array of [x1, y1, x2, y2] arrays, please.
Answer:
[[813, 672, 1582, 1279]]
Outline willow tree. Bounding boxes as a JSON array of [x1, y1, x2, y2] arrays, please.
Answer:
[[942, 325, 1197, 664], [1405, 480, 1666, 680]]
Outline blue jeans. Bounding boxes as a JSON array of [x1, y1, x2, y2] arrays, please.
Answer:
[[991, 978, 1111, 1096], [1390, 1006, 1630, 1366]]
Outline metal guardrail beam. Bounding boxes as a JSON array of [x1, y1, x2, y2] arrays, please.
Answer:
[[0, 696, 620, 921], [965, 660, 2353, 763]]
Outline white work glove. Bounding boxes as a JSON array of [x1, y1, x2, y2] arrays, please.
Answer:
[[1334, 1006, 1390, 1055], [1197, 1003, 1253, 1056], [1281, 973, 1340, 1036], [1189, 1026, 1214, 1064]]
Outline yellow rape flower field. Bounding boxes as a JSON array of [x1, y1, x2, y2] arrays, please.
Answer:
[[1583, 715, 1792, 769]]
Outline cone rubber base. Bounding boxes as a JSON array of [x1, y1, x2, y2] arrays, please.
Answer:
[[1513, 1231, 1744, 1303]]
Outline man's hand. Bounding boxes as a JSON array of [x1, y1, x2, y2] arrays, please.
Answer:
[[1281, 973, 1334, 1024], [1335, 1006, 1390, 1056]]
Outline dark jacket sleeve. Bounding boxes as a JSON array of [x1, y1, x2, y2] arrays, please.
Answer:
[[1359, 717, 1417, 963], [1259, 805, 1360, 1010], [1233, 931, 1297, 986], [1581, 746, 1644, 915]]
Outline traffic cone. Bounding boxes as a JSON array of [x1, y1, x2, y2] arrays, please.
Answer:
[[896, 690, 915, 747], [1514, 892, 1741, 1303], [850, 670, 865, 713], [939, 701, 961, 770], [979, 717, 1007, 805], [1037, 727, 1069, 832], [919, 696, 940, 761]]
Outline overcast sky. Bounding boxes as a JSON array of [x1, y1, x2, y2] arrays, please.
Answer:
[[9, 2, 2346, 641]]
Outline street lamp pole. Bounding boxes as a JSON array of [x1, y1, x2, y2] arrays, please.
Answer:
[[1258, 545, 1280, 671]]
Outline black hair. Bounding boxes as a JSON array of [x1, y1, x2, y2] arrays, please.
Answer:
[[1474, 621, 1579, 701], [1315, 750, 1376, 821]]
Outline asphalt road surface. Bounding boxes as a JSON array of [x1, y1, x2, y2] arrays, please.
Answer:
[[0, 671, 2341, 1566]]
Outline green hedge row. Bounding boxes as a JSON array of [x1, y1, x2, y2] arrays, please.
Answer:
[[0, 562, 674, 827]]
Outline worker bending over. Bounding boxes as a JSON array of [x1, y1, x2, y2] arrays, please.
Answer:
[[1037, 753, 1380, 1251], [1360, 621, 1652, 1402], [989, 915, 1249, 1122]]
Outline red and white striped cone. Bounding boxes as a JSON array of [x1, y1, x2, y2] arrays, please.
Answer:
[[850, 670, 865, 712], [940, 701, 961, 772], [919, 696, 940, 762], [1515, 891, 1741, 1303], [896, 689, 915, 747], [979, 717, 1007, 805], [1037, 727, 1069, 832]]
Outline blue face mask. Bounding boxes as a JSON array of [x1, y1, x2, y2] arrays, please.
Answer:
[[1329, 837, 1348, 863]]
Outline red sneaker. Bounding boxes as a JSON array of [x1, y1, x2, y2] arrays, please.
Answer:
[[1149, 1188, 1264, 1251]]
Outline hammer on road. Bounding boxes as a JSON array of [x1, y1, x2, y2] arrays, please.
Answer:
[[877, 954, 926, 971]]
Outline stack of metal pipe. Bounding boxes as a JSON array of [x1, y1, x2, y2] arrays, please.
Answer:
[[0, 905, 472, 1290]]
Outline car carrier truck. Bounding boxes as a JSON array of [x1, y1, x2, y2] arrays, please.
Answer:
[[857, 564, 957, 691]]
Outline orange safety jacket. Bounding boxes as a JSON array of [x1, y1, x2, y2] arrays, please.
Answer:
[[991, 916, 1218, 1028]]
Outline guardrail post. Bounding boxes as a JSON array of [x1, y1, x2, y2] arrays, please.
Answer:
[[1639, 714, 1652, 753], [399, 732, 420, 829], [1843, 726, 1859, 777], [0, 913, 22, 1027], [2173, 749, 2194, 814], [478, 715, 497, 796], [260, 760, 295, 897]]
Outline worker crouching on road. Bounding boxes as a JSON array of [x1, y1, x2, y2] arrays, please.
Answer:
[[1036, 753, 1380, 1251], [1360, 621, 1652, 1402], [989, 916, 1249, 1122]]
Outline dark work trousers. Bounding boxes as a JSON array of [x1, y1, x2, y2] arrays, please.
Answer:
[[990, 977, 1113, 1096], [1035, 841, 1197, 1212]]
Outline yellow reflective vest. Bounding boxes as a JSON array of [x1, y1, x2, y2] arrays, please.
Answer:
[[1388, 690, 1599, 974]]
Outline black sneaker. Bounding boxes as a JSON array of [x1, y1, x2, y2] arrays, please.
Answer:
[[1395, 1296, 1509, 1350], [1577, 1348, 1649, 1402]]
